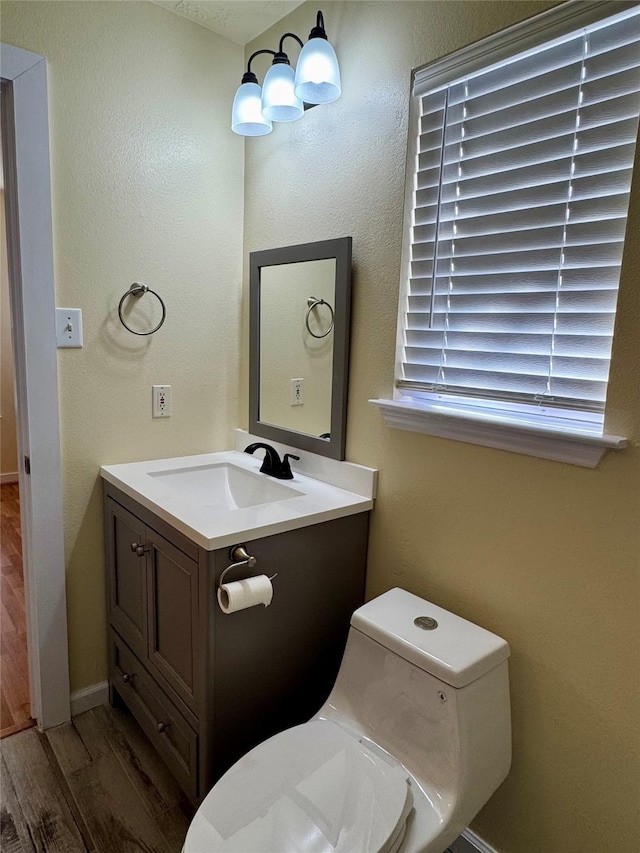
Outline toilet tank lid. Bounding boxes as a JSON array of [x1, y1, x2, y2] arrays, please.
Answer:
[[351, 588, 510, 688]]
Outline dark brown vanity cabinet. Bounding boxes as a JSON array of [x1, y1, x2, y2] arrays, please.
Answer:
[[104, 481, 369, 804]]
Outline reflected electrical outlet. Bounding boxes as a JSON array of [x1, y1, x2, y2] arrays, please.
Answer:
[[291, 378, 304, 406]]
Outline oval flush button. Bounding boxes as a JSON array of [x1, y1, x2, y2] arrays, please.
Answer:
[[414, 616, 438, 630]]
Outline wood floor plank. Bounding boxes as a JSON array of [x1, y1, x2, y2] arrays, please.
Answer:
[[38, 732, 97, 853], [1, 687, 14, 730], [2, 566, 24, 598], [1, 646, 33, 737], [46, 721, 93, 777], [0, 752, 36, 853], [0, 593, 18, 634], [71, 706, 121, 763], [0, 483, 31, 740], [92, 704, 185, 818], [1, 727, 88, 852], [66, 750, 172, 853], [1, 579, 25, 622], [155, 800, 194, 852]]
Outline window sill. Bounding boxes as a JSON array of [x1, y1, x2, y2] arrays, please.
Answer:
[[369, 399, 627, 468]]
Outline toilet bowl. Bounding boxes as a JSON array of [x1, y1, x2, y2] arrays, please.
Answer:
[[183, 587, 511, 853]]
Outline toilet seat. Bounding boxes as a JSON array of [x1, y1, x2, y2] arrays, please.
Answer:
[[183, 719, 414, 853]]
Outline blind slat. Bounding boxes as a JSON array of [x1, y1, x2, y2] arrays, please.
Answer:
[[425, 194, 630, 239], [411, 289, 620, 314], [408, 267, 622, 297], [405, 330, 614, 358], [426, 219, 628, 259], [406, 312, 616, 334]]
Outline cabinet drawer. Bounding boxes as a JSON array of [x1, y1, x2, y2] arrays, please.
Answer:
[[110, 631, 198, 801]]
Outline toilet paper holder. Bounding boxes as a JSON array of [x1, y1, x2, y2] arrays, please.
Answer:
[[218, 544, 277, 589]]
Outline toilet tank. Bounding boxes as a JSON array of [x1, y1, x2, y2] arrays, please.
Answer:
[[351, 587, 510, 688], [318, 588, 512, 820]]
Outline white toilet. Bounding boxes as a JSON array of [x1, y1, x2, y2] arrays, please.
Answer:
[[183, 587, 511, 853]]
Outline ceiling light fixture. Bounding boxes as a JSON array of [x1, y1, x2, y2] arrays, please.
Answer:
[[231, 10, 341, 137]]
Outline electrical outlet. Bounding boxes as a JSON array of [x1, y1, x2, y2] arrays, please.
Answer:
[[152, 385, 171, 417], [290, 378, 304, 406]]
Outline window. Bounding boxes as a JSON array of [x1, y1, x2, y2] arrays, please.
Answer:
[[373, 1, 640, 467]]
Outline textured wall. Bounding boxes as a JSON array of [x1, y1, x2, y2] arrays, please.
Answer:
[[243, 3, 640, 852], [1, 1, 244, 691]]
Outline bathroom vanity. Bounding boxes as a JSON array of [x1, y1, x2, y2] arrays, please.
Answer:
[[102, 443, 375, 803]]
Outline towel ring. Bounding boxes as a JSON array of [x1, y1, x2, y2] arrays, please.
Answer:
[[118, 283, 166, 336], [305, 296, 335, 339]]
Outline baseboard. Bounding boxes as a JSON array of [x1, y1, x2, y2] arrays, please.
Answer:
[[0, 472, 19, 484], [449, 828, 500, 853], [69, 681, 109, 716]]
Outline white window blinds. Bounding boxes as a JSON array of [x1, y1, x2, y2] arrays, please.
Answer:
[[399, 7, 640, 419]]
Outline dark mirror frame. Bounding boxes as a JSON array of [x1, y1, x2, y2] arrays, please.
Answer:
[[249, 237, 352, 460]]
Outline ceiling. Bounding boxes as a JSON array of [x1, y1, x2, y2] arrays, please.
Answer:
[[151, 1, 306, 45]]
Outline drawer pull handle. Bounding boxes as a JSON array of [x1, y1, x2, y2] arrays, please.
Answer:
[[157, 721, 170, 734], [122, 672, 136, 683], [130, 542, 150, 557]]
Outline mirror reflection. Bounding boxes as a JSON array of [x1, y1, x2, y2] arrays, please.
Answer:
[[249, 237, 352, 460], [259, 259, 336, 439]]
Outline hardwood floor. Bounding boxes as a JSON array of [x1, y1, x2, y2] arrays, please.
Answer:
[[1, 482, 34, 739], [0, 703, 194, 852]]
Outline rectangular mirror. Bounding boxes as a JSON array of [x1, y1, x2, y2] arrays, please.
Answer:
[[249, 237, 352, 460]]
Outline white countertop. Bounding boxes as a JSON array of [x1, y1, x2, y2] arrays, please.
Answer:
[[100, 450, 375, 551]]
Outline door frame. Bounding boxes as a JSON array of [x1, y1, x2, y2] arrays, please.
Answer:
[[1, 43, 70, 728]]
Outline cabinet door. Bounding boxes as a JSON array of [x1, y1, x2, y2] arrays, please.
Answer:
[[106, 498, 148, 659], [147, 529, 198, 712]]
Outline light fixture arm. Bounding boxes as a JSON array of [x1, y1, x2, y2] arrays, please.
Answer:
[[243, 48, 277, 83], [278, 32, 304, 54], [309, 10, 328, 40]]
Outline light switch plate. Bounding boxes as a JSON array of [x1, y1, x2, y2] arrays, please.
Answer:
[[56, 308, 83, 347]]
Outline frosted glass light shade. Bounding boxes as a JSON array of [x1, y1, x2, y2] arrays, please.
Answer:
[[261, 63, 304, 123], [231, 82, 272, 136], [294, 38, 341, 104]]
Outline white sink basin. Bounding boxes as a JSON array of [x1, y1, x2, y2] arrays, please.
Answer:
[[100, 450, 375, 550], [147, 462, 302, 511]]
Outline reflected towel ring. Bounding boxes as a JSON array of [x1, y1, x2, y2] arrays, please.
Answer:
[[305, 296, 335, 339], [118, 283, 166, 336]]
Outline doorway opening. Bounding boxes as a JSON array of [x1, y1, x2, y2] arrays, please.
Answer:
[[0, 105, 33, 738], [1, 45, 70, 730]]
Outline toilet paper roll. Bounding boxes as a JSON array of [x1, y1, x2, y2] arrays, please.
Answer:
[[217, 575, 273, 614]]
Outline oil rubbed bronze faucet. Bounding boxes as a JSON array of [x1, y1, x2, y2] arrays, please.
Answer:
[[244, 443, 300, 480]]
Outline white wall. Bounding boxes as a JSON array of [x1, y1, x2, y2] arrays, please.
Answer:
[[1, 0, 245, 691]]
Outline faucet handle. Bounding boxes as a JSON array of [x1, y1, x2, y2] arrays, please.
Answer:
[[279, 454, 300, 480]]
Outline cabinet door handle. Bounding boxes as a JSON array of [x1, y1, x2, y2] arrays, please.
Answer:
[[122, 672, 135, 683], [130, 542, 150, 557], [157, 721, 170, 734]]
